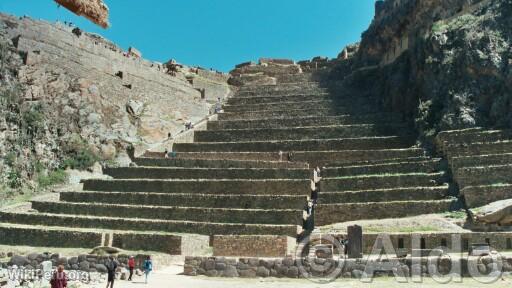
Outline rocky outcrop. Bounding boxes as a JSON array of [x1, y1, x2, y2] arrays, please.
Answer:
[[0, 13, 231, 194], [474, 199, 512, 226], [330, 0, 512, 143]]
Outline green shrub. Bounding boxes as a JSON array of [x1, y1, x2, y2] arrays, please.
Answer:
[[62, 146, 99, 170], [22, 104, 45, 134], [4, 151, 16, 166], [7, 170, 22, 189], [37, 169, 68, 188]]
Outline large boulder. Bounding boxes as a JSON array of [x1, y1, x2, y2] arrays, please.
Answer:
[[474, 199, 512, 225], [8, 255, 29, 267]]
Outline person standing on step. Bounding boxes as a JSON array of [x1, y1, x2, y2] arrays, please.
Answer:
[[214, 97, 223, 114], [143, 256, 153, 284], [105, 256, 118, 288], [127, 256, 135, 281], [50, 265, 67, 288]]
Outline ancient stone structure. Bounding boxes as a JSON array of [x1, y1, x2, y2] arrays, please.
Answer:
[[184, 254, 512, 278], [0, 13, 231, 150], [212, 236, 296, 258], [0, 0, 511, 280], [436, 128, 512, 229], [0, 57, 461, 257]]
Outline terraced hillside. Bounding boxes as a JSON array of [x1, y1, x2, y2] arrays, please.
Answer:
[[437, 128, 512, 210], [0, 67, 458, 254]]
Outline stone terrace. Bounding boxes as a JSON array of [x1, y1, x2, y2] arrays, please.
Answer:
[[436, 128, 512, 209], [0, 64, 457, 255]]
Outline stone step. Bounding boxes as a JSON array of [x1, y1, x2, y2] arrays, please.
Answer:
[[462, 184, 512, 208], [275, 73, 325, 83], [194, 124, 409, 142], [171, 148, 425, 167], [31, 201, 303, 225], [446, 141, 512, 159], [217, 106, 379, 121], [319, 186, 449, 204], [226, 94, 332, 106], [207, 114, 404, 130], [0, 211, 298, 236], [235, 89, 330, 98], [174, 136, 411, 153], [223, 100, 340, 112], [104, 167, 311, 180], [133, 157, 309, 169], [82, 179, 311, 196], [455, 164, 512, 189], [322, 172, 445, 191], [237, 84, 324, 93], [323, 160, 440, 177], [60, 191, 308, 210], [315, 199, 456, 226], [238, 81, 322, 90], [325, 156, 432, 167], [437, 129, 511, 152], [0, 223, 207, 254], [450, 153, 512, 170], [223, 97, 376, 113]]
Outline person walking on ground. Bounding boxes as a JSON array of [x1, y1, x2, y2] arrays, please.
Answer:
[[50, 265, 68, 288], [105, 256, 118, 288], [127, 256, 135, 281], [143, 256, 153, 284]]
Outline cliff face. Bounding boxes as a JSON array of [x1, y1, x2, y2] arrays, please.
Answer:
[[0, 14, 231, 192], [331, 0, 511, 142]]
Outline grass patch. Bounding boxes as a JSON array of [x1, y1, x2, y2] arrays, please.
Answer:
[[0, 186, 36, 208], [37, 169, 68, 188], [432, 21, 448, 33], [444, 210, 467, 219], [61, 135, 100, 170]]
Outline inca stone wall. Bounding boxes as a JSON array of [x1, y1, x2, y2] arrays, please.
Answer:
[[0, 224, 209, 255], [212, 236, 296, 258], [184, 255, 512, 278], [0, 13, 231, 151]]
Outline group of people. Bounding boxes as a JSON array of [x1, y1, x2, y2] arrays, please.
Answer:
[[50, 256, 153, 288]]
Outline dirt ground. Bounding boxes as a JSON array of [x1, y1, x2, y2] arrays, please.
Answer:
[[105, 264, 512, 288]]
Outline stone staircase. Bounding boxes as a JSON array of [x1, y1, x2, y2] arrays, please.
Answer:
[[436, 128, 512, 209], [0, 70, 457, 254]]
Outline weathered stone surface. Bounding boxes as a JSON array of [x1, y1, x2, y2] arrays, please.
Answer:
[[0, 13, 231, 195], [55, 0, 110, 28]]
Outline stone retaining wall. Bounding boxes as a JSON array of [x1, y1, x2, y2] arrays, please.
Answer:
[[455, 165, 512, 188], [32, 201, 303, 225], [315, 200, 455, 226], [213, 236, 296, 258], [0, 225, 208, 255], [184, 255, 512, 278], [0, 212, 298, 236], [2, 253, 149, 272], [0, 226, 101, 249], [462, 185, 512, 208], [60, 192, 308, 210]]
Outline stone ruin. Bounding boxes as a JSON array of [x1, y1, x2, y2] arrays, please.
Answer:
[[1, 0, 512, 282]]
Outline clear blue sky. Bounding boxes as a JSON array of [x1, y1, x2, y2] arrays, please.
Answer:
[[0, 0, 375, 71]]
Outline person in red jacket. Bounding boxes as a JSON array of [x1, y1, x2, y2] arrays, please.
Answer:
[[127, 256, 135, 281], [50, 265, 68, 288]]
